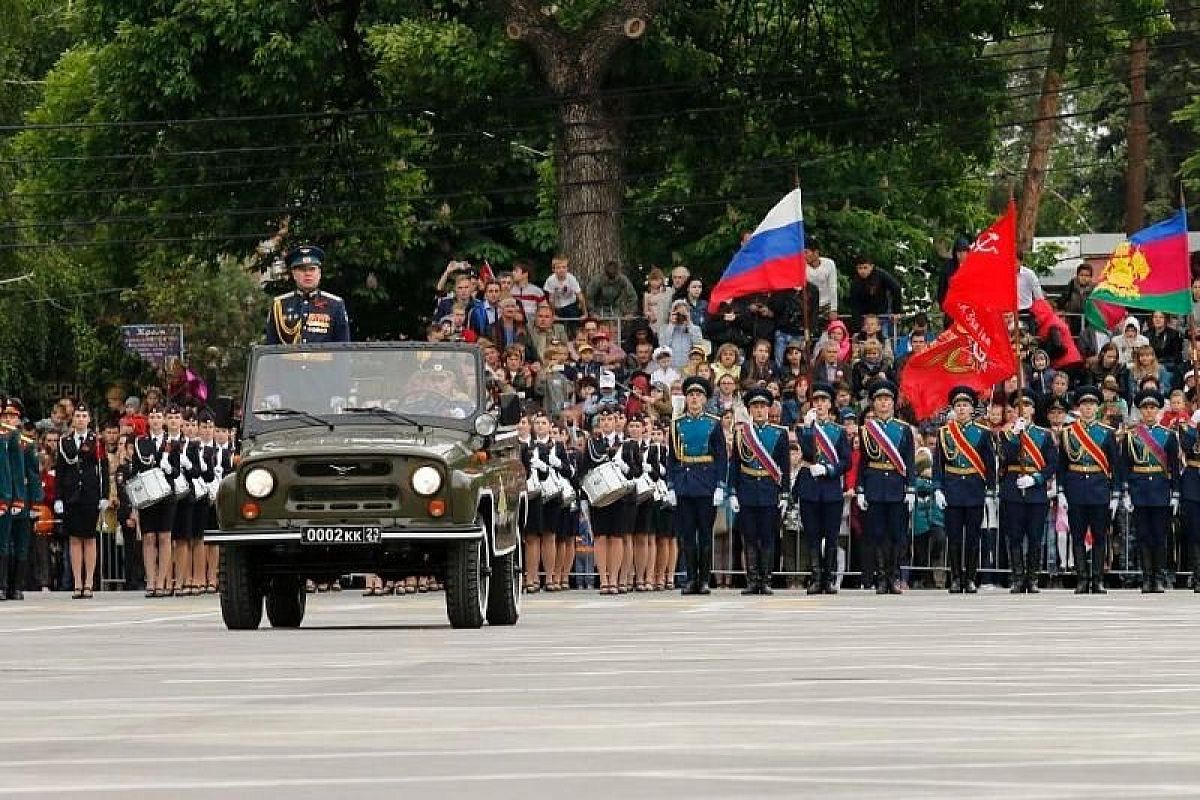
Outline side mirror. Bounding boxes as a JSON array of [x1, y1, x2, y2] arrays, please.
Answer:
[[498, 393, 522, 427]]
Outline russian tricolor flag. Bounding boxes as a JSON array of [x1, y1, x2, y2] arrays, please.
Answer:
[[708, 188, 806, 312]]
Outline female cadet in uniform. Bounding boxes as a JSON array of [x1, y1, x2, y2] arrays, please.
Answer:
[[167, 407, 197, 595], [516, 415, 545, 592], [56, 405, 109, 598], [646, 421, 675, 590], [583, 408, 626, 594], [531, 412, 566, 591], [628, 414, 655, 591], [133, 407, 176, 597], [551, 422, 579, 591], [614, 413, 643, 593]]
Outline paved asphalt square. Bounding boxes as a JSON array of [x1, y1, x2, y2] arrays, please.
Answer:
[[1, 589, 1199, 799]]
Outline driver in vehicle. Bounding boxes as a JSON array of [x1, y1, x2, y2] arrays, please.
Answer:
[[401, 363, 471, 417]]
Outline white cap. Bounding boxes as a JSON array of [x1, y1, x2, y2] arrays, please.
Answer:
[[652, 346, 673, 360]]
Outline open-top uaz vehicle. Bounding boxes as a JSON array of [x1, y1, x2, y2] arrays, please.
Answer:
[[206, 342, 526, 630]]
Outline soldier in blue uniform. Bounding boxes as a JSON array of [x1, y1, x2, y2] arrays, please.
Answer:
[[1057, 385, 1123, 594], [730, 388, 791, 595], [0, 397, 15, 601], [794, 383, 852, 595], [855, 380, 916, 594], [1121, 390, 1179, 593], [999, 388, 1058, 594], [264, 245, 351, 345], [1, 399, 40, 600], [934, 386, 995, 594], [1176, 409, 1200, 592], [667, 377, 727, 596]]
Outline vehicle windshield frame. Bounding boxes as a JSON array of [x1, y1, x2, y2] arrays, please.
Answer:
[[243, 342, 485, 437]]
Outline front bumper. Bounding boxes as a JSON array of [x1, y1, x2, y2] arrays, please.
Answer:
[[205, 524, 484, 545]]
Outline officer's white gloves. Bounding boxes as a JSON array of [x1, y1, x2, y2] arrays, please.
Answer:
[[664, 489, 677, 508], [98, 499, 109, 512], [1121, 493, 1134, 514], [905, 492, 916, 513], [713, 486, 725, 507], [1172, 493, 1180, 514], [53, 499, 64, 515], [159, 454, 173, 475], [1108, 495, 1120, 518], [728, 495, 740, 514], [1057, 492, 1068, 512], [934, 490, 947, 511], [1015, 475, 1036, 490], [808, 464, 827, 478], [803, 408, 818, 426], [1012, 417, 1027, 434], [856, 494, 868, 512]]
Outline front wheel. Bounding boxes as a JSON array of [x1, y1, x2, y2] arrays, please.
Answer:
[[265, 577, 306, 628], [445, 538, 489, 629], [486, 537, 522, 626], [219, 545, 263, 630]]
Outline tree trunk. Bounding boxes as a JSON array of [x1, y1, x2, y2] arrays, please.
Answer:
[[557, 98, 624, 288], [1124, 36, 1150, 234], [498, 0, 661, 287], [1016, 29, 1068, 256]]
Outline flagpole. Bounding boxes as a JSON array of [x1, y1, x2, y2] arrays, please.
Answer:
[[795, 168, 812, 353], [1010, 197, 1025, 397], [1183, 183, 1195, 370]]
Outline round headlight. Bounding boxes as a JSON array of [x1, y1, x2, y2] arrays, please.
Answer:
[[243, 467, 276, 499], [474, 413, 498, 436], [411, 465, 442, 496]]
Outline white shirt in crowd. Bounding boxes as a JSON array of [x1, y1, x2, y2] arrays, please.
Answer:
[[1018, 266, 1044, 311], [543, 273, 583, 312], [806, 256, 838, 314]]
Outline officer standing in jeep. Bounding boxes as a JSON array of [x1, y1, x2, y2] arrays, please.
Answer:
[[264, 245, 351, 345]]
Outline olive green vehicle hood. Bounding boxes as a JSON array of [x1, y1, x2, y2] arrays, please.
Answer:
[[243, 425, 476, 462]]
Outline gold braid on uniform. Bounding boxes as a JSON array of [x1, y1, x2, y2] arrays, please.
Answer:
[[939, 422, 961, 461], [1129, 426, 1150, 466], [273, 296, 301, 344], [1062, 426, 1085, 462], [862, 424, 883, 460]]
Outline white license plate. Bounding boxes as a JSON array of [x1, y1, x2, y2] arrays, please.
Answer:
[[300, 526, 383, 545]]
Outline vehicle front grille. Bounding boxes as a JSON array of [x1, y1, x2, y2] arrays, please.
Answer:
[[294, 460, 393, 478], [288, 484, 400, 512]]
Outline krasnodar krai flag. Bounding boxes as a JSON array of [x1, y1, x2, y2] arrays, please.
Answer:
[[1084, 208, 1191, 331], [707, 189, 806, 312]]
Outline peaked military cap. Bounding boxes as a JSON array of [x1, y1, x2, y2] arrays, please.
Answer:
[[681, 376, 712, 398], [286, 245, 325, 269]]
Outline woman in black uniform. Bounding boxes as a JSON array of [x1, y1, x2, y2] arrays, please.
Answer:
[[582, 408, 626, 595], [164, 405, 195, 596], [530, 412, 562, 591], [628, 414, 654, 591], [190, 410, 217, 594], [551, 422, 578, 591], [517, 415, 545, 592], [132, 407, 177, 597], [647, 422, 675, 590], [55, 405, 108, 598]]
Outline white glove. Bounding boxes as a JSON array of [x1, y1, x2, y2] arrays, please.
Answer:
[[159, 455, 173, 475], [530, 454, 547, 473], [778, 498, 788, 515], [1109, 496, 1120, 518], [54, 499, 64, 515], [1012, 417, 1027, 434], [29, 508, 40, 520], [180, 452, 193, 471], [98, 499, 109, 512], [1057, 492, 1068, 512], [1015, 475, 1036, 490], [1191, 409, 1200, 426], [665, 489, 677, 508], [856, 494, 869, 512], [614, 454, 629, 477], [803, 408, 817, 426], [728, 495, 740, 514], [713, 486, 725, 507], [1172, 494, 1180, 514], [548, 451, 562, 469], [214, 465, 224, 480], [934, 490, 947, 510], [905, 492, 916, 513], [1121, 493, 1133, 514], [808, 464, 827, 478]]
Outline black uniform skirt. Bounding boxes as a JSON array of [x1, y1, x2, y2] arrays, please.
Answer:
[[172, 496, 194, 539], [192, 497, 210, 540], [139, 498, 176, 534], [540, 499, 562, 535], [64, 502, 100, 540], [619, 495, 636, 535], [524, 495, 544, 537], [633, 496, 652, 534], [590, 501, 622, 537]]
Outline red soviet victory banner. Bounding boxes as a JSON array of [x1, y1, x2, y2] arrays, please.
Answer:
[[900, 324, 1017, 420], [942, 200, 1019, 317]]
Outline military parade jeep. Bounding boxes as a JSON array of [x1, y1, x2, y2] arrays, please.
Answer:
[[206, 342, 526, 630]]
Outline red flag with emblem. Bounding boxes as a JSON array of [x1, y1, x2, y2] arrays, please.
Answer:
[[479, 259, 496, 285], [900, 323, 1017, 420]]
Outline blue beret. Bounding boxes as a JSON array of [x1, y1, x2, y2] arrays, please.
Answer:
[[287, 245, 325, 269]]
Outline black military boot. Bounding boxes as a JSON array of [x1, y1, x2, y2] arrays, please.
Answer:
[[1009, 542, 1025, 594], [741, 543, 759, 595], [759, 546, 775, 596], [696, 546, 712, 595], [1024, 549, 1041, 593], [947, 535, 963, 593], [1090, 548, 1108, 594], [1150, 544, 1166, 593], [822, 547, 838, 594], [8, 558, 24, 601], [1140, 541, 1154, 593], [963, 536, 979, 593], [681, 544, 699, 595], [1191, 541, 1200, 593], [0, 554, 8, 602], [806, 549, 823, 595], [1073, 541, 1090, 594]]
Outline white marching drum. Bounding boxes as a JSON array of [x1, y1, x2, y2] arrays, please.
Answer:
[[582, 461, 631, 508], [127, 468, 172, 510], [634, 473, 655, 503]]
